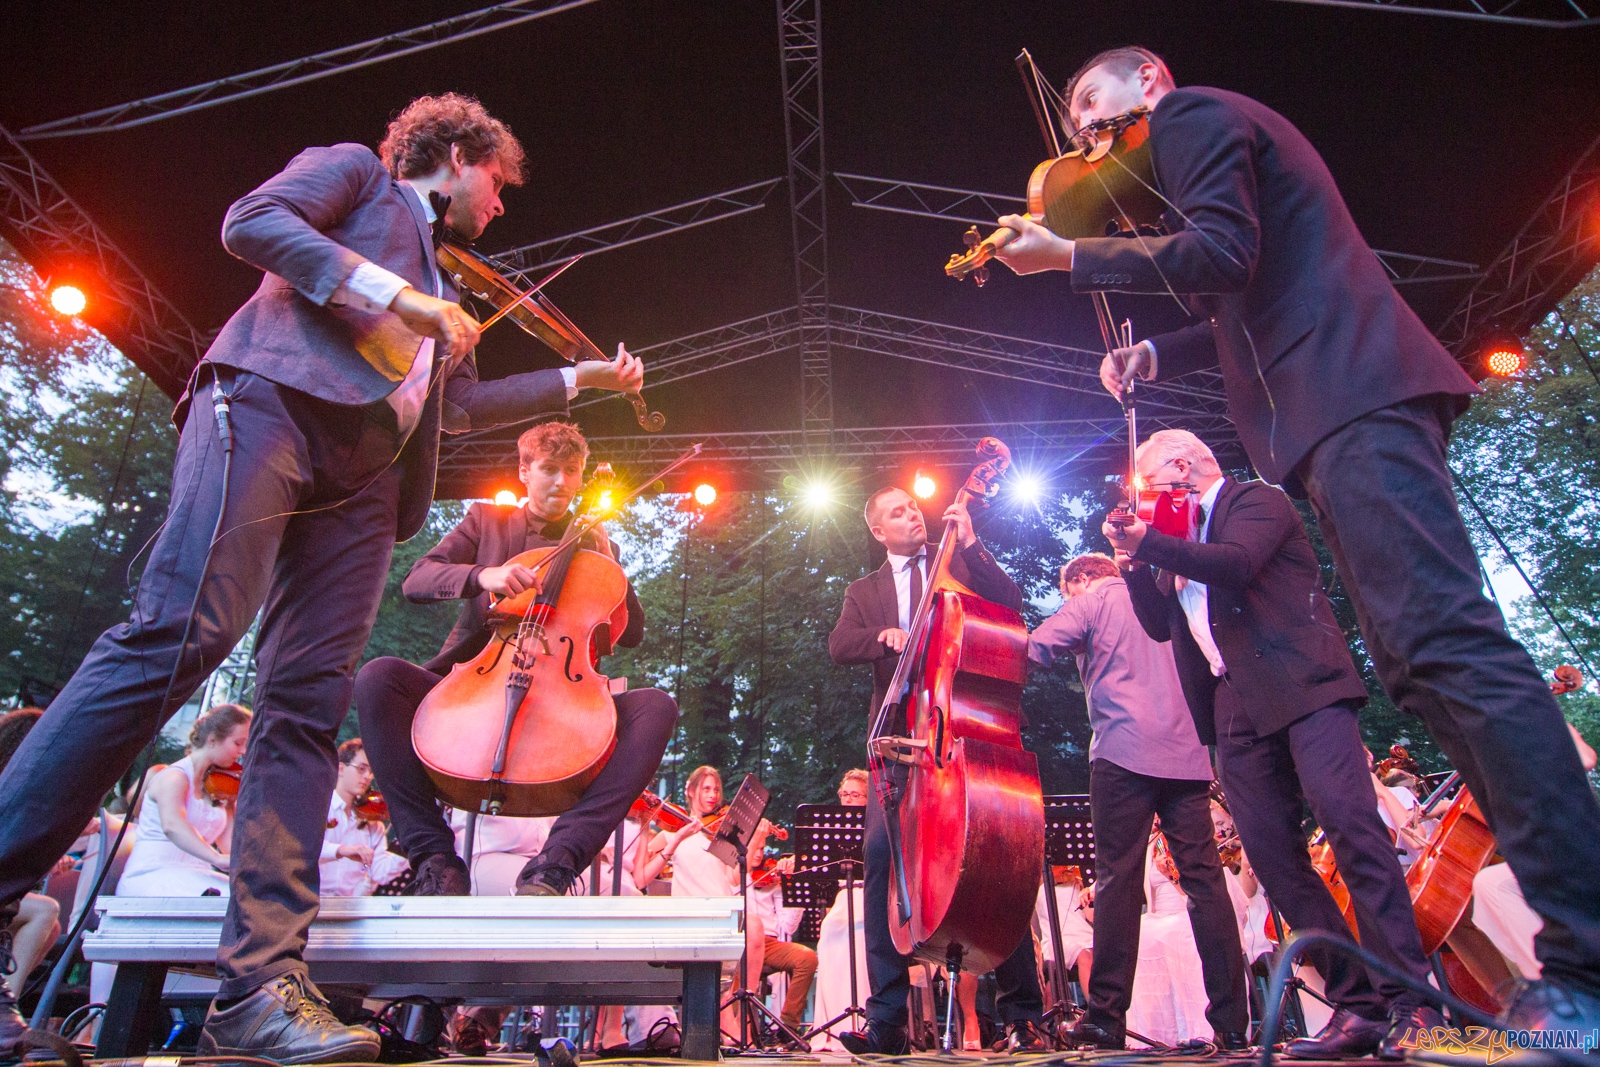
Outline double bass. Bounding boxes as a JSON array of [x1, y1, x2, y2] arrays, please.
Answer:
[[868, 439, 1044, 983]]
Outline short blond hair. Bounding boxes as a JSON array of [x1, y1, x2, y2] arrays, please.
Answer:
[[1136, 429, 1221, 479], [840, 768, 869, 790]]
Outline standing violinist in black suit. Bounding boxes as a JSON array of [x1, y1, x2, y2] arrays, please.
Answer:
[[827, 487, 1047, 1053], [1113, 430, 1436, 1060], [992, 47, 1600, 1033]]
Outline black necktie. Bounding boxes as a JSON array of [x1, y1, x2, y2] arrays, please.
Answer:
[[1195, 504, 1208, 538], [906, 553, 925, 624]]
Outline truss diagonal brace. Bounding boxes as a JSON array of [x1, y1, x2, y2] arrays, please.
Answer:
[[0, 123, 204, 397], [18, 0, 601, 140], [486, 178, 784, 280]]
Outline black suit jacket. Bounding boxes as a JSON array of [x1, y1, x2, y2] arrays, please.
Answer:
[[828, 539, 1023, 716], [1072, 88, 1477, 488], [1123, 477, 1366, 743], [403, 502, 644, 673]]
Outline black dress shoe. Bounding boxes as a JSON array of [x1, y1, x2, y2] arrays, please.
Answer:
[[515, 861, 578, 897], [1501, 978, 1600, 1033], [998, 1019, 1051, 1052], [1380, 1003, 1446, 1061], [411, 852, 470, 896], [1284, 1008, 1388, 1060], [1068, 1019, 1127, 1050], [197, 973, 381, 1064], [1217, 1031, 1253, 1051], [838, 1021, 910, 1055]]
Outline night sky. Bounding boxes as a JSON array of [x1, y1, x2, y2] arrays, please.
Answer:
[[3, 0, 1597, 491]]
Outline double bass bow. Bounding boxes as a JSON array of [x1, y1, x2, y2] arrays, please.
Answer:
[[867, 438, 1044, 994], [411, 446, 700, 817], [435, 238, 666, 432]]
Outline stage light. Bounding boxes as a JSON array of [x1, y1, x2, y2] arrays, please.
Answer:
[[493, 490, 519, 506], [693, 483, 718, 507], [49, 284, 86, 317], [802, 479, 835, 508], [1484, 345, 1526, 378], [1011, 472, 1044, 506], [595, 488, 615, 512], [912, 471, 936, 500]]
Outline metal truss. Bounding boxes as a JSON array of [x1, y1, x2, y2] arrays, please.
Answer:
[[486, 178, 784, 281], [568, 308, 798, 410], [1266, 0, 1596, 27], [0, 123, 204, 396], [17, 0, 600, 141], [1436, 129, 1600, 353], [777, 0, 833, 439], [438, 412, 1242, 484], [837, 172, 1482, 287], [828, 305, 1231, 415]]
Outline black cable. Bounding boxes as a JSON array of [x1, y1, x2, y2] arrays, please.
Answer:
[[22, 371, 239, 1008]]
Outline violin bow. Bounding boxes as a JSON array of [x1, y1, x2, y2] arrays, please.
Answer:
[[478, 254, 582, 332]]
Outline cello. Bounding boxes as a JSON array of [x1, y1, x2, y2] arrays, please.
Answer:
[[411, 447, 700, 817], [868, 439, 1044, 1001]]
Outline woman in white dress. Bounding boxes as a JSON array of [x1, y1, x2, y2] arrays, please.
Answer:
[[94, 704, 250, 1006], [117, 704, 250, 897], [810, 771, 870, 1052], [1125, 822, 1214, 1047]]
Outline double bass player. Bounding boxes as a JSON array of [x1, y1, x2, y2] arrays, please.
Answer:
[[828, 485, 1048, 1054]]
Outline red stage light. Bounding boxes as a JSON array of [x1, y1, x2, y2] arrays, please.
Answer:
[[49, 284, 86, 316], [1484, 347, 1526, 377], [693, 483, 718, 507]]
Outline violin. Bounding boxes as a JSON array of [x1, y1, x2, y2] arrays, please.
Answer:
[[202, 762, 243, 805], [869, 438, 1043, 978], [354, 790, 389, 824], [629, 789, 789, 842], [435, 238, 665, 433], [1550, 664, 1583, 695], [944, 108, 1164, 286]]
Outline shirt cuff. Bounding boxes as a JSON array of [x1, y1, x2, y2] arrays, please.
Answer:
[[1142, 339, 1158, 380], [560, 366, 578, 398], [332, 262, 412, 313]]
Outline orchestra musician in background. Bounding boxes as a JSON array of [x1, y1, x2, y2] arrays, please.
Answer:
[[992, 45, 1600, 1031], [1028, 552, 1249, 1050], [318, 740, 408, 898], [827, 486, 1049, 1054], [810, 770, 871, 1053]]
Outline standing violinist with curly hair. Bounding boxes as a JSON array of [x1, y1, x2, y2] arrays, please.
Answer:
[[0, 93, 648, 1064]]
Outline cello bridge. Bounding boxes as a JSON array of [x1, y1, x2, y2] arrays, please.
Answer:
[[869, 735, 928, 766]]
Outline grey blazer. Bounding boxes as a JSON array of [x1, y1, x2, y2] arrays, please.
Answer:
[[193, 142, 568, 539]]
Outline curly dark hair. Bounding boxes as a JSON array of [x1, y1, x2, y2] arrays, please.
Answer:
[[1060, 552, 1120, 588], [379, 92, 527, 184], [1060, 46, 1176, 133]]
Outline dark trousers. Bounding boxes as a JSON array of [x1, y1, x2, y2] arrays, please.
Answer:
[[354, 656, 677, 874], [1214, 692, 1431, 1019], [1084, 759, 1249, 1037], [1299, 394, 1600, 997], [0, 370, 403, 1000], [863, 768, 1043, 1028]]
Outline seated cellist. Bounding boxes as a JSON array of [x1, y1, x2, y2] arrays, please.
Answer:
[[354, 421, 677, 896]]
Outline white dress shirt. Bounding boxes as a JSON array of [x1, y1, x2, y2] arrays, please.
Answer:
[[329, 184, 575, 437], [320, 794, 409, 897], [884, 548, 928, 632], [1176, 477, 1227, 677]]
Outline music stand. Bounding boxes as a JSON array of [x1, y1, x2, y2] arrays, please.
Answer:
[[786, 804, 866, 1041], [709, 775, 805, 1052], [1040, 795, 1096, 1036]]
